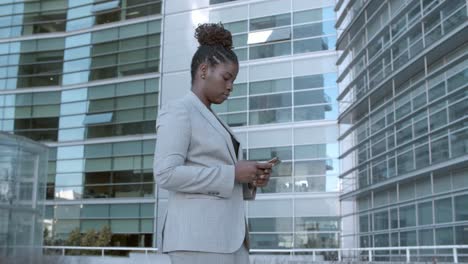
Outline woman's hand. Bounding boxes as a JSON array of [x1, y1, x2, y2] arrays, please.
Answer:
[[235, 161, 272, 185]]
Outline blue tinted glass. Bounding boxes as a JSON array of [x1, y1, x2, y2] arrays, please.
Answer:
[[66, 33, 91, 48]]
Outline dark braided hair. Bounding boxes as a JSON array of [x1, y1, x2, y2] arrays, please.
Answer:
[[190, 23, 239, 83]]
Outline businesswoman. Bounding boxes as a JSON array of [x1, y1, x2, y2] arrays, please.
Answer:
[[153, 23, 272, 264]]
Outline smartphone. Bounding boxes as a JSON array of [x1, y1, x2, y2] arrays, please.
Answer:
[[267, 157, 281, 167]]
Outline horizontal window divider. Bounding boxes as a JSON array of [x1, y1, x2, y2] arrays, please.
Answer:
[[292, 34, 337, 42], [293, 103, 335, 108], [217, 110, 247, 115], [249, 232, 294, 235], [294, 231, 340, 234], [81, 182, 154, 187], [79, 217, 155, 220], [292, 18, 336, 28], [293, 174, 340, 178], [294, 85, 338, 92], [248, 106, 292, 112], [249, 91, 291, 97]]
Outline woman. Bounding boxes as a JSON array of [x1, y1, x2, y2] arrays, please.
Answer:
[[153, 23, 273, 264]]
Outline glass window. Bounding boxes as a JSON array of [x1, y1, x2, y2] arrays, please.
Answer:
[[250, 78, 291, 95], [83, 112, 113, 125], [294, 104, 337, 121], [55, 220, 79, 234], [397, 150, 414, 175], [293, 7, 334, 24], [415, 144, 430, 169], [454, 194, 468, 221], [431, 136, 449, 163], [81, 220, 108, 232], [113, 141, 142, 156], [248, 28, 291, 45], [294, 88, 337, 105], [390, 208, 398, 229], [250, 93, 291, 110], [293, 36, 335, 54], [55, 205, 80, 218], [419, 229, 434, 246], [400, 230, 417, 246], [85, 158, 111, 172], [295, 217, 338, 231], [455, 225, 468, 245], [249, 42, 291, 60], [111, 219, 139, 233], [249, 217, 292, 232], [295, 143, 338, 159], [359, 214, 369, 232], [110, 204, 139, 218], [294, 73, 336, 90], [295, 233, 338, 248], [293, 20, 335, 39], [81, 204, 109, 218], [374, 211, 389, 230], [250, 13, 290, 31], [233, 34, 247, 47], [224, 20, 247, 34], [399, 205, 416, 227], [140, 203, 154, 218], [249, 146, 292, 161], [436, 227, 454, 245], [85, 143, 112, 158], [250, 233, 293, 249], [435, 198, 453, 223], [418, 201, 433, 225], [294, 160, 337, 176]]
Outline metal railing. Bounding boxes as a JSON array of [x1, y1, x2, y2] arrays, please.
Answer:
[[42, 245, 468, 263]]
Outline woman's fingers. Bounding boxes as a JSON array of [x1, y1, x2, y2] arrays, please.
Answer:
[[256, 162, 273, 170]]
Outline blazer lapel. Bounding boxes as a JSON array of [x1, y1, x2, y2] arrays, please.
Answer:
[[212, 111, 242, 159], [187, 92, 238, 163]]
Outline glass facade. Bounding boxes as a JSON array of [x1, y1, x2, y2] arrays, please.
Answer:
[[0, 132, 48, 258], [1, 0, 342, 253], [0, 0, 161, 248], [337, 0, 468, 260]]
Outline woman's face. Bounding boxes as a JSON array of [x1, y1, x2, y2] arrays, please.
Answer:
[[201, 62, 239, 105]]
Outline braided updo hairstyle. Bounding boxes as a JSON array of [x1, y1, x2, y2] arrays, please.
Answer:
[[190, 23, 239, 83]]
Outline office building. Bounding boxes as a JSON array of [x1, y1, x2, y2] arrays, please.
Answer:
[[0, 0, 342, 251], [336, 0, 468, 260]]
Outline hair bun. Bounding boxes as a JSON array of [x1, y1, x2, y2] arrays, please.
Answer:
[[195, 23, 233, 50]]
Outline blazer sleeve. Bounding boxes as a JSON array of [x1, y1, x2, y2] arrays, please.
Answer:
[[153, 101, 235, 198]]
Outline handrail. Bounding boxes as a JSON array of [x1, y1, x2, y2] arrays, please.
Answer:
[[42, 245, 468, 263]]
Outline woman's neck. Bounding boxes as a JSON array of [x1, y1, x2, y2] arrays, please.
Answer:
[[191, 87, 211, 110]]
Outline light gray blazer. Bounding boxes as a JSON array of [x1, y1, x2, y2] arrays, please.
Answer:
[[154, 91, 256, 254]]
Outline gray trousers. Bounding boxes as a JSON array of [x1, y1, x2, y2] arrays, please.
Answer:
[[168, 244, 250, 264]]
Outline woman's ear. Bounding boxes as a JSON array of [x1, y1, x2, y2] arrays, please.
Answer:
[[199, 63, 208, 79]]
